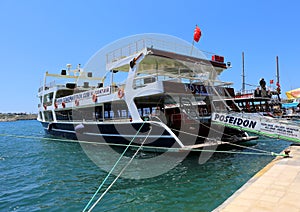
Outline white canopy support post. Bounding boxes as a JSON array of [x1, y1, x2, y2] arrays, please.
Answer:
[[124, 52, 145, 122]]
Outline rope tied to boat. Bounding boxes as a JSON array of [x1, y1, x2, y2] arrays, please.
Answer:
[[0, 132, 289, 157], [86, 125, 153, 211], [82, 120, 151, 212]]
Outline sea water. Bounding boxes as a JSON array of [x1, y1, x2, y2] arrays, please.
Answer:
[[0, 120, 290, 211]]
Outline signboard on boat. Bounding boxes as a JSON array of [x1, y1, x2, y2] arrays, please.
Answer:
[[212, 112, 300, 142], [162, 81, 234, 97], [56, 86, 111, 104]]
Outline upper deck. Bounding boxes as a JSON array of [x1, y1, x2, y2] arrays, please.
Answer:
[[105, 37, 229, 83]]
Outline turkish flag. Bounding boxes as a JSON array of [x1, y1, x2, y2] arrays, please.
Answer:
[[194, 25, 201, 42]]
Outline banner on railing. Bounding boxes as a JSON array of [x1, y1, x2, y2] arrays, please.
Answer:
[[56, 86, 111, 104], [212, 112, 300, 142]]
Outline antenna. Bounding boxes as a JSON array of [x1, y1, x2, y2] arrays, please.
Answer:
[[242, 52, 245, 94], [276, 56, 281, 101], [276, 56, 280, 85]]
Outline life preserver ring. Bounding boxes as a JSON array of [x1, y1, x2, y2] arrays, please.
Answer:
[[62, 102, 66, 108], [117, 88, 124, 98], [43, 104, 47, 110], [54, 102, 58, 109], [92, 94, 97, 102], [75, 99, 79, 106]]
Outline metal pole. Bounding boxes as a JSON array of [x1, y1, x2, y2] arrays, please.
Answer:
[[276, 56, 280, 85], [242, 52, 245, 94], [276, 56, 281, 101]]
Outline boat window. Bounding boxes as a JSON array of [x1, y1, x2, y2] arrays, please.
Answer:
[[43, 92, 54, 105], [104, 111, 110, 119], [44, 111, 53, 122], [121, 109, 127, 117], [72, 107, 94, 121], [143, 108, 150, 116], [109, 111, 115, 118], [55, 110, 72, 121], [103, 101, 130, 121], [95, 106, 103, 121]]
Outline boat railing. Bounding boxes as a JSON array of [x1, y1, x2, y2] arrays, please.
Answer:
[[38, 80, 60, 93], [235, 89, 255, 96], [133, 73, 184, 89], [236, 86, 280, 98], [133, 74, 157, 88], [106, 38, 218, 67]]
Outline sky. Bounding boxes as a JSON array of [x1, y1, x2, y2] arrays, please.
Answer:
[[0, 0, 299, 113]]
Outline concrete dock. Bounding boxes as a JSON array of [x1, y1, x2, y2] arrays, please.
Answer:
[[214, 144, 300, 212]]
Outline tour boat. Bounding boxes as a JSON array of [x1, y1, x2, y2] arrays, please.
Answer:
[[37, 34, 256, 151]]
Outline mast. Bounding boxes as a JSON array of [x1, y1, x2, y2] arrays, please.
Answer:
[[276, 56, 281, 101], [276, 56, 280, 85], [242, 52, 245, 94]]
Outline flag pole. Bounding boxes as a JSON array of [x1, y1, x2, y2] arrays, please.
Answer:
[[191, 24, 197, 55], [190, 39, 195, 55], [191, 24, 201, 55]]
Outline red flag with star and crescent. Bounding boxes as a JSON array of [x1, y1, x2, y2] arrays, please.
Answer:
[[194, 25, 201, 42]]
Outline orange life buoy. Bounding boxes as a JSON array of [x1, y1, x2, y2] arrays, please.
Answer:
[[117, 88, 124, 98], [92, 94, 97, 102], [62, 102, 66, 108], [75, 99, 79, 106]]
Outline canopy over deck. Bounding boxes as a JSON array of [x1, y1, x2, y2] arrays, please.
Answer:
[[286, 88, 300, 100], [84, 34, 230, 86]]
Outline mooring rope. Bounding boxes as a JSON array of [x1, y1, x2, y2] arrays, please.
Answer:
[[151, 115, 288, 156], [167, 127, 281, 156], [0, 132, 287, 157], [82, 121, 147, 212], [151, 114, 252, 145], [86, 126, 153, 211]]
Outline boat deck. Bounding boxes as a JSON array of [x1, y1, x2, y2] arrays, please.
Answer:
[[214, 144, 300, 211]]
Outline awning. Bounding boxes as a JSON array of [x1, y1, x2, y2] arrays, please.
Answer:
[[286, 88, 300, 99], [282, 102, 299, 109]]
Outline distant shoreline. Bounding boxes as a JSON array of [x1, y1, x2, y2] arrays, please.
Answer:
[[0, 113, 37, 122]]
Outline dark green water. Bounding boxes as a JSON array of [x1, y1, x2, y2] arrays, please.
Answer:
[[0, 120, 290, 211]]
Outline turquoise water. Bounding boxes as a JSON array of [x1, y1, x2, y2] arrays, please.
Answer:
[[0, 120, 290, 211]]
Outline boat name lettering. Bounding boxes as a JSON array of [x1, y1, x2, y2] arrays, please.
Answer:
[[184, 84, 207, 95], [213, 113, 257, 129], [56, 86, 111, 104], [184, 84, 225, 96]]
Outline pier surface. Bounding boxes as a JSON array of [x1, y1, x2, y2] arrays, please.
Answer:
[[214, 144, 300, 211]]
